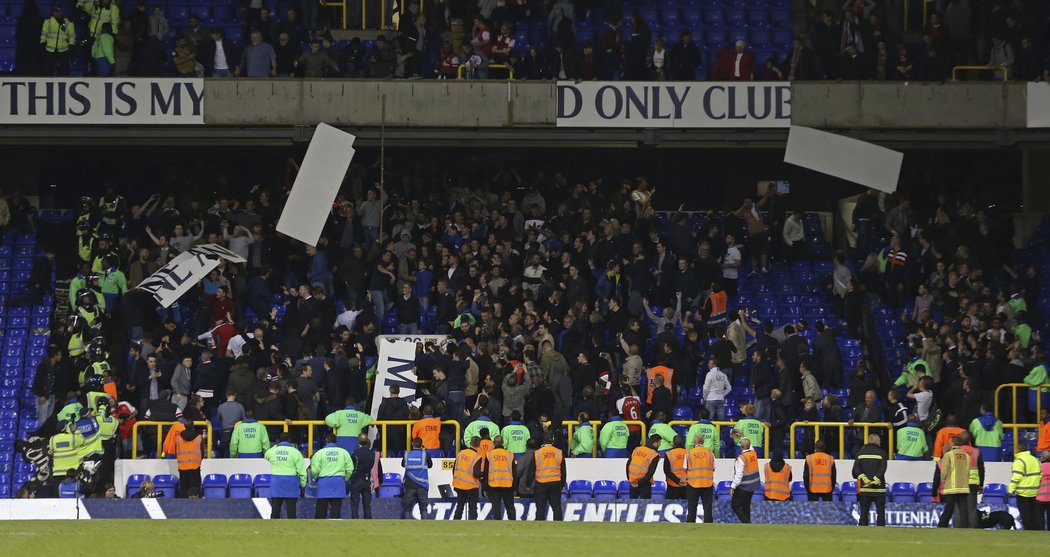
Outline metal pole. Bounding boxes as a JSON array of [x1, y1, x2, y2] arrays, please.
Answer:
[[379, 94, 386, 247]]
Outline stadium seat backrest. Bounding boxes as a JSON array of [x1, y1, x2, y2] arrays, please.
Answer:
[[228, 473, 253, 498], [593, 480, 617, 499], [839, 481, 858, 502], [617, 480, 632, 499], [890, 482, 916, 502], [568, 479, 593, 499], [253, 474, 271, 498], [916, 482, 934, 503], [202, 473, 228, 498], [651, 480, 667, 501], [153, 474, 178, 498]]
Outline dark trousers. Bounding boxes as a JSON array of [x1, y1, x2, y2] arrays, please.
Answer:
[[489, 486, 516, 520], [857, 494, 886, 526], [402, 485, 428, 519], [178, 469, 201, 498], [315, 498, 342, 519], [453, 488, 479, 519], [686, 486, 713, 523], [43, 50, 70, 76], [629, 482, 652, 499], [808, 492, 833, 502], [1038, 501, 1050, 531], [1017, 496, 1039, 531], [533, 482, 563, 521], [731, 488, 753, 523], [349, 478, 373, 519], [937, 493, 971, 528], [666, 485, 686, 500], [271, 497, 298, 519]]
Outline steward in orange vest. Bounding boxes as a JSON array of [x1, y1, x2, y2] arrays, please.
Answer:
[[645, 365, 675, 404], [804, 440, 837, 501], [763, 451, 792, 501], [663, 435, 688, 500], [530, 435, 565, 521], [452, 436, 484, 520], [627, 435, 663, 499], [175, 424, 204, 498], [486, 436, 517, 520], [685, 432, 715, 523]]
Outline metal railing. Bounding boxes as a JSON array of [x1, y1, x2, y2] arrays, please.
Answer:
[[789, 421, 895, 460], [130, 420, 214, 460], [324, 0, 424, 30], [667, 420, 771, 454], [994, 383, 1050, 425], [1003, 423, 1041, 456], [563, 420, 648, 457], [951, 65, 1009, 82], [457, 64, 514, 80]]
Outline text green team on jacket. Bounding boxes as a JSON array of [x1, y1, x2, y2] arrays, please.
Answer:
[[734, 416, 765, 450], [685, 421, 720, 457], [500, 422, 530, 454], [462, 417, 500, 446], [230, 418, 270, 457], [324, 405, 371, 452], [570, 422, 596, 456], [649, 420, 676, 451], [599, 419, 630, 454]]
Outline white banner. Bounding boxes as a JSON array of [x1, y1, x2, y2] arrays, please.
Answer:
[[374, 334, 449, 348], [1027, 82, 1050, 128], [135, 244, 245, 307], [0, 78, 204, 124], [556, 81, 791, 128], [784, 125, 903, 193], [369, 339, 423, 420], [276, 123, 356, 246]]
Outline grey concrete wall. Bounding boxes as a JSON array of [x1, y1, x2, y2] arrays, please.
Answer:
[[204, 80, 1026, 129], [203, 79, 557, 127], [790, 82, 1026, 129]]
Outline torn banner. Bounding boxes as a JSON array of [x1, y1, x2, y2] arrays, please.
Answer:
[[135, 244, 246, 307], [784, 125, 903, 194], [276, 123, 357, 246]]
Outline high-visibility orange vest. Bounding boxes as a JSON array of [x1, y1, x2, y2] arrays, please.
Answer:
[[685, 446, 714, 488], [162, 421, 186, 456], [806, 452, 834, 494], [175, 434, 202, 471], [452, 448, 482, 490], [628, 446, 659, 485], [478, 438, 494, 460], [487, 448, 515, 488], [645, 365, 674, 404], [764, 462, 792, 501], [411, 417, 442, 450], [705, 291, 727, 324], [1036, 461, 1050, 503], [737, 449, 760, 490], [665, 447, 688, 488], [534, 445, 563, 484], [1037, 421, 1050, 453]]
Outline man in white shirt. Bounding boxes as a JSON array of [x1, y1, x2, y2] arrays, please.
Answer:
[[210, 28, 232, 77], [782, 210, 805, 259], [721, 233, 742, 295], [730, 437, 759, 523]]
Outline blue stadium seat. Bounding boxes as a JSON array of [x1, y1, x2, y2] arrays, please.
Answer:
[[982, 483, 1007, 504], [58, 480, 81, 498], [228, 473, 253, 498], [253, 474, 271, 498], [617, 480, 632, 499], [568, 479, 593, 499], [593, 480, 617, 499], [840, 481, 857, 502], [889, 482, 916, 502], [789, 480, 807, 501], [202, 473, 228, 498], [378, 473, 402, 498], [153, 474, 178, 498], [715, 480, 732, 500], [916, 482, 934, 503], [651, 481, 667, 500]]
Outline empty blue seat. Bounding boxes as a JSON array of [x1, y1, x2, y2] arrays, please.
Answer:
[[715, 480, 733, 500], [568, 479, 593, 499], [916, 482, 934, 503], [651, 481, 667, 500], [982, 483, 1007, 504], [890, 482, 916, 502], [617, 480, 632, 499], [202, 473, 228, 498], [840, 481, 858, 502], [228, 473, 253, 498], [153, 474, 178, 498], [593, 480, 617, 499], [253, 474, 271, 498], [58, 481, 81, 498], [377, 473, 402, 498]]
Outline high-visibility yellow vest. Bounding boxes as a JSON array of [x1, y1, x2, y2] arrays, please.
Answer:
[[41, 18, 76, 53]]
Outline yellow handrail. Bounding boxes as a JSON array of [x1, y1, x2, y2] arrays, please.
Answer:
[[951, 65, 1009, 82], [789, 421, 895, 461], [563, 420, 648, 457], [257, 419, 462, 457], [319, 0, 347, 30], [130, 420, 214, 460], [993, 383, 1050, 425], [1002, 423, 1041, 456], [456, 63, 514, 80]]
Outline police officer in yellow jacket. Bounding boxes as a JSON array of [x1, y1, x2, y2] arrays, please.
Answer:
[[40, 6, 76, 76], [1008, 447, 1042, 530], [78, 0, 120, 38]]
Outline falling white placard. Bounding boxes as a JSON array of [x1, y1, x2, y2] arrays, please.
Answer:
[[276, 123, 356, 246], [784, 125, 903, 194]]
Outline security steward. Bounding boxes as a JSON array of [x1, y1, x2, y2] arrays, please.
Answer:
[[763, 450, 792, 502], [264, 433, 307, 519], [530, 434, 565, 521], [685, 432, 715, 523], [730, 437, 759, 523], [627, 435, 662, 498], [954, 432, 985, 528], [663, 435, 688, 500], [937, 440, 973, 528], [1008, 445, 1042, 530], [229, 409, 270, 458], [311, 433, 354, 519], [852, 433, 888, 526], [400, 437, 433, 519], [452, 436, 484, 520], [175, 422, 204, 498], [486, 436, 517, 520], [804, 440, 836, 501]]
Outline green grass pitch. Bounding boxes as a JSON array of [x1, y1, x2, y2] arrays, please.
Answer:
[[0, 521, 1043, 556]]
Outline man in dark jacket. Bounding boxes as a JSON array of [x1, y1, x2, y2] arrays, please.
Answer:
[[32, 346, 64, 421], [197, 28, 237, 77], [750, 350, 774, 423], [852, 434, 888, 526], [349, 433, 380, 519], [668, 31, 701, 80], [376, 385, 411, 455], [812, 322, 843, 389], [769, 388, 791, 456]]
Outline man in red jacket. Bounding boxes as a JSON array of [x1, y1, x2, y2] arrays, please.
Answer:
[[714, 40, 756, 81]]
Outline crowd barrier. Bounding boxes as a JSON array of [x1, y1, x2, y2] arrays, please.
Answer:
[[0, 498, 1022, 527]]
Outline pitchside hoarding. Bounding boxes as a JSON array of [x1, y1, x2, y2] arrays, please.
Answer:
[[556, 82, 791, 128], [0, 78, 204, 124]]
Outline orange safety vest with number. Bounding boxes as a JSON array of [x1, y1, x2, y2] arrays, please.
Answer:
[[487, 448, 515, 488], [665, 447, 688, 488], [685, 446, 715, 488], [645, 365, 675, 404], [452, 448, 481, 490], [478, 438, 494, 461], [534, 445, 564, 484], [764, 462, 792, 501], [628, 446, 659, 485], [175, 434, 202, 471], [806, 452, 834, 494]]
